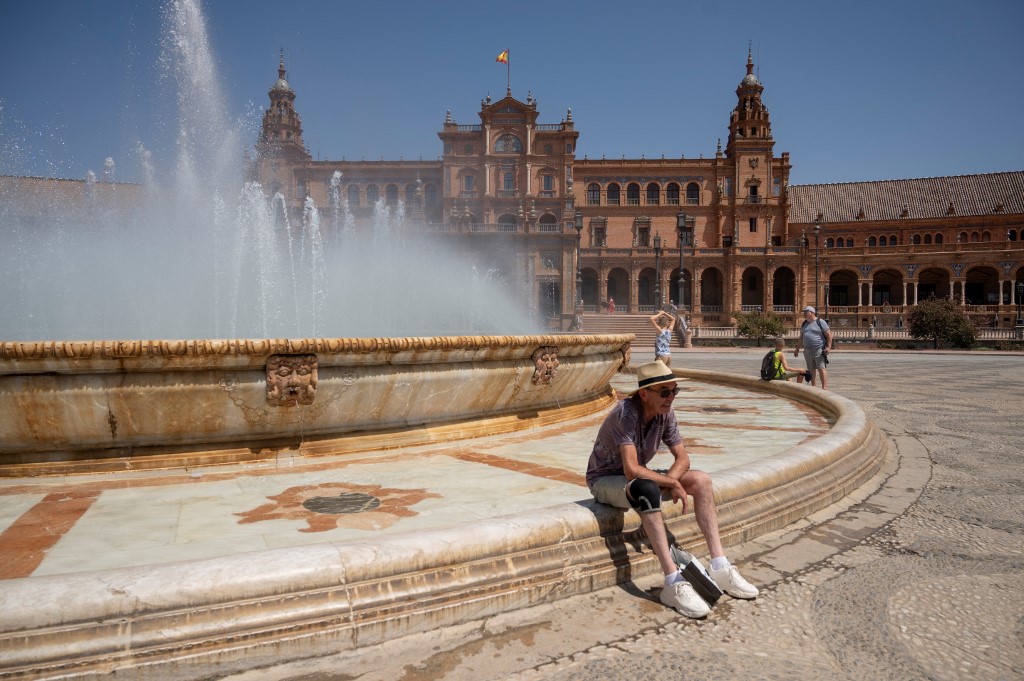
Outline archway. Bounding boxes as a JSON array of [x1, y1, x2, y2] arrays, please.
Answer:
[[669, 267, 692, 310], [772, 267, 797, 309], [581, 268, 599, 308], [638, 267, 657, 308], [826, 269, 858, 308], [917, 267, 950, 301], [964, 266, 1000, 306], [700, 268, 724, 310], [606, 267, 630, 310], [871, 268, 905, 306], [740, 266, 764, 308]]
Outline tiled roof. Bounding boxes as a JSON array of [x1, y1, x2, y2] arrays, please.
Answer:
[[789, 171, 1024, 223]]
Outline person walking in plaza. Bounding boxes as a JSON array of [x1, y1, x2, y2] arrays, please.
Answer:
[[769, 337, 808, 382], [607, 297, 615, 315], [586, 361, 759, 618], [650, 311, 675, 366], [794, 306, 833, 390]]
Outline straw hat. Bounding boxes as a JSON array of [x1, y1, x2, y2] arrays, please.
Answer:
[[630, 360, 677, 396]]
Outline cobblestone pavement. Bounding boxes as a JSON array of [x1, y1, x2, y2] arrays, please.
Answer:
[[224, 351, 1024, 681]]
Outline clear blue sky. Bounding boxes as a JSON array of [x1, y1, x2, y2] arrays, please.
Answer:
[[2, 0, 1021, 186]]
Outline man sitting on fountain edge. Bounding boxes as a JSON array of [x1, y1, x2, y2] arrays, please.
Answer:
[[586, 360, 759, 618]]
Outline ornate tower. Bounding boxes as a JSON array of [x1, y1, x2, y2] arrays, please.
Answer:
[[725, 47, 774, 158], [257, 51, 310, 163]]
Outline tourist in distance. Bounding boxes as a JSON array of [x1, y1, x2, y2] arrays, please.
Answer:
[[663, 302, 688, 346], [607, 297, 615, 314], [586, 361, 759, 618], [650, 311, 676, 366], [769, 337, 809, 382], [794, 306, 833, 390]]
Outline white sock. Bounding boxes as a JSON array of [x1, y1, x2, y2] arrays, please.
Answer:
[[710, 556, 729, 571], [665, 571, 683, 586]]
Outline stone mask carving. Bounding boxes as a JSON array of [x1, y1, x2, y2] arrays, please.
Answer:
[[266, 354, 318, 406], [531, 346, 559, 385]]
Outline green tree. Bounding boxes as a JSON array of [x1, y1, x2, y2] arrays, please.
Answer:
[[906, 296, 978, 349], [734, 310, 786, 347]]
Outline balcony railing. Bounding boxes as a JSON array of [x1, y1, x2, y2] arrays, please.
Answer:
[[468, 222, 520, 233], [746, 195, 762, 204], [496, 190, 518, 198], [537, 223, 560, 232], [539, 190, 556, 198], [460, 190, 478, 198], [456, 125, 482, 132], [626, 198, 640, 205], [535, 124, 564, 131]]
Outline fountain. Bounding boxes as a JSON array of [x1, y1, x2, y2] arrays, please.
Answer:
[[0, 1, 886, 677]]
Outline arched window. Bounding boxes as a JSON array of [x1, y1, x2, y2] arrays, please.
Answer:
[[607, 183, 621, 205], [626, 183, 640, 205], [846, 238, 853, 248], [666, 183, 680, 205], [889, 235, 897, 245], [982, 231, 991, 242], [494, 134, 522, 153], [1010, 230, 1018, 242], [367, 184, 379, 204], [868, 236, 877, 247], [587, 183, 601, 205], [646, 183, 660, 205], [385, 184, 398, 205], [836, 238, 845, 248], [924, 234, 932, 245], [970, 231, 980, 242], [503, 172, 515, 191], [935, 233, 943, 244], [348, 185, 360, 207], [686, 182, 700, 205], [879, 236, 887, 247], [405, 184, 417, 206], [826, 237, 835, 248]]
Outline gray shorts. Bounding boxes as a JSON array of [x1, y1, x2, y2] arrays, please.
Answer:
[[803, 347, 827, 371], [589, 473, 669, 510]]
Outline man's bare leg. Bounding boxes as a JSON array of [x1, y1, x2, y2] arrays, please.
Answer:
[[640, 511, 678, 576]]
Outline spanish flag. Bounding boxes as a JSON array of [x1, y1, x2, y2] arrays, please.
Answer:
[[496, 49, 509, 64]]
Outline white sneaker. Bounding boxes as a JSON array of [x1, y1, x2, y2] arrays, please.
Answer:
[[660, 579, 711, 618], [709, 564, 759, 599]]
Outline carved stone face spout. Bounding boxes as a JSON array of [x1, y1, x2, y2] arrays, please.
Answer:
[[531, 346, 559, 385], [266, 354, 318, 406]]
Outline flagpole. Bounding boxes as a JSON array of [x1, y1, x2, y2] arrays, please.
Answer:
[[506, 47, 510, 95]]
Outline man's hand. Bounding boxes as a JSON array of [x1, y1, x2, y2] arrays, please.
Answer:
[[669, 480, 688, 513]]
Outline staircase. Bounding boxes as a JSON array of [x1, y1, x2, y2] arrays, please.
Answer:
[[578, 313, 666, 349]]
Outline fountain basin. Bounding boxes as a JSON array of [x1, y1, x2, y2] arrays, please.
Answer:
[[0, 334, 631, 472], [0, 367, 885, 679]]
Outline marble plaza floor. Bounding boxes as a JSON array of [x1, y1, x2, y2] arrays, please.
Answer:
[[0, 375, 829, 580]]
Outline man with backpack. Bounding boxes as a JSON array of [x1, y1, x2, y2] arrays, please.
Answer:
[[794, 306, 833, 390]]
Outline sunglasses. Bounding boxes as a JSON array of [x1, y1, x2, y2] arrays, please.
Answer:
[[646, 386, 680, 398]]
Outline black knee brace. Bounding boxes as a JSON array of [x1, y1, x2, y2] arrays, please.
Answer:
[[625, 478, 662, 514]]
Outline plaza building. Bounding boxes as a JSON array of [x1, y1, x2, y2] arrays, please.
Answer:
[[254, 50, 1024, 331], [4, 52, 1022, 333]]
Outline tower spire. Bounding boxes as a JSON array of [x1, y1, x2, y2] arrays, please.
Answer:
[[278, 48, 286, 80]]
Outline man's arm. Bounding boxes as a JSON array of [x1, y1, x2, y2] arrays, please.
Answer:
[[825, 329, 833, 352], [620, 443, 687, 509]]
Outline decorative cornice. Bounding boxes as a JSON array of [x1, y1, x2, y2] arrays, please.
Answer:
[[0, 335, 635, 361]]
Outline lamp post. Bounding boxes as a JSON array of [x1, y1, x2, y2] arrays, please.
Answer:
[[573, 210, 584, 310], [653, 232, 662, 307], [813, 223, 821, 312], [676, 211, 695, 311]]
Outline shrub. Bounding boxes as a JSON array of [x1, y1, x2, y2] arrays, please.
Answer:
[[906, 296, 977, 349]]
